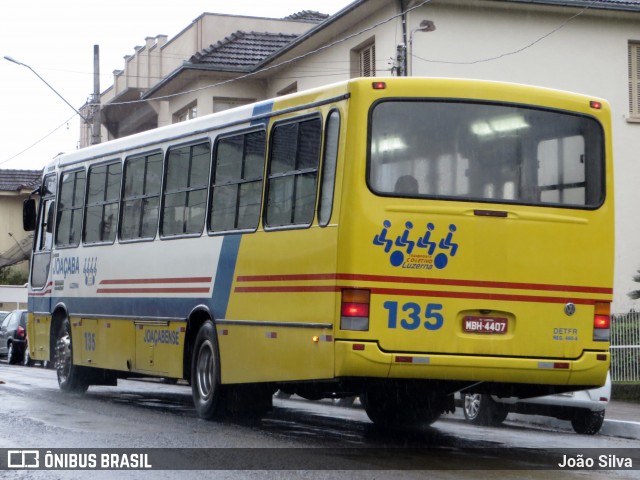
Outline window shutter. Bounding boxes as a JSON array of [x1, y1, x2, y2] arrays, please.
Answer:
[[360, 44, 376, 77], [629, 43, 640, 118]]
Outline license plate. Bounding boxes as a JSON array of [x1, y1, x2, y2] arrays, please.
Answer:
[[463, 316, 508, 334]]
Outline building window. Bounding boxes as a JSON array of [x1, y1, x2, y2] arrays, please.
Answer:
[[210, 130, 266, 233], [266, 117, 322, 228], [84, 161, 121, 244], [359, 43, 376, 77], [277, 82, 297, 96], [351, 39, 376, 78], [174, 103, 197, 123], [120, 152, 163, 241], [161, 142, 210, 236], [56, 170, 86, 247], [629, 42, 640, 119]]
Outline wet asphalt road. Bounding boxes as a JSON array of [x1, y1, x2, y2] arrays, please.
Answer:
[[0, 362, 638, 479]]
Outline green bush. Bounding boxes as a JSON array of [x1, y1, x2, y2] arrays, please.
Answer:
[[0, 267, 28, 285], [612, 384, 640, 403]]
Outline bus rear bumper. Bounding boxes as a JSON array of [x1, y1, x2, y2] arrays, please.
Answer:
[[334, 340, 609, 387]]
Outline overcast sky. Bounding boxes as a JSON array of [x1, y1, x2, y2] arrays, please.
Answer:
[[0, 1, 353, 171]]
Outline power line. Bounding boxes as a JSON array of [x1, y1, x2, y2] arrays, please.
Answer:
[[2, 1, 596, 165], [106, 0, 434, 106], [0, 115, 76, 167], [412, 3, 593, 66]]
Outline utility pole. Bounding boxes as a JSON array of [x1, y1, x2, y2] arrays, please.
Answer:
[[91, 45, 101, 145]]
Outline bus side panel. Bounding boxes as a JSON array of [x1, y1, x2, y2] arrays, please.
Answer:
[[133, 321, 185, 377], [217, 96, 347, 385], [71, 317, 187, 378], [216, 321, 335, 384], [220, 227, 339, 384], [28, 312, 52, 362]]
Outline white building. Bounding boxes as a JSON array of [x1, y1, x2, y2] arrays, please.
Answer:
[[93, 0, 640, 312]]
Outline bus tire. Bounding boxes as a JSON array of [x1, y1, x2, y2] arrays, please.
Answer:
[[362, 388, 441, 428], [55, 319, 89, 393], [191, 320, 225, 420]]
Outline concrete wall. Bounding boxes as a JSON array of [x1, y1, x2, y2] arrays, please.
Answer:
[[0, 285, 27, 311]]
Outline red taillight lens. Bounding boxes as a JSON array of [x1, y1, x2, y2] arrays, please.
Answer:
[[593, 302, 610, 342], [594, 315, 610, 329], [340, 289, 370, 331], [16, 326, 25, 339], [341, 302, 369, 317]]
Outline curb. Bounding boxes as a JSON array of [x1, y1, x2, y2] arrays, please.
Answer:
[[505, 412, 640, 440]]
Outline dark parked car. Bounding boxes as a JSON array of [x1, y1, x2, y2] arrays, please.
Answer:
[[0, 309, 28, 364]]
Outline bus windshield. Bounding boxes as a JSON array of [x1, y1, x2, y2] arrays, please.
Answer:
[[368, 100, 604, 208]]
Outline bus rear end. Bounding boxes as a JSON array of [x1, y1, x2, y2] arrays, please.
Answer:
[[335, 78, 613, 425]]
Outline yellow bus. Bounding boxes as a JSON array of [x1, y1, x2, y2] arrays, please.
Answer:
[[24, 77, 613, 426]]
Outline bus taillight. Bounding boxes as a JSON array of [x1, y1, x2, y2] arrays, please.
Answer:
[[593, 302, 610, 342], [341, 289, 370, 331]]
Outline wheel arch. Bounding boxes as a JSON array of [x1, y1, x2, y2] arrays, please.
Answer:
[[183, 305, 214, 382], [49, 302, 70, 362]]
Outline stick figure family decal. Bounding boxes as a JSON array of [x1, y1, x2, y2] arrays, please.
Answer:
[[373, 220, 459, 269]]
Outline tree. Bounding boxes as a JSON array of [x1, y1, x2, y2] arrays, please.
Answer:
[[628, 270, 640, 300], [0, 266, 28, 285]]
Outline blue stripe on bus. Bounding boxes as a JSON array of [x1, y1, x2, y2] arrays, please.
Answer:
[[211, 234, 242, 319], [251, 101, 273, 126], [30, 235, 243, 320], [30, 296, 209, 319]]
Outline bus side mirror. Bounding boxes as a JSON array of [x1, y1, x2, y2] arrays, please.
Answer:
[[23, 198, 36, 231]]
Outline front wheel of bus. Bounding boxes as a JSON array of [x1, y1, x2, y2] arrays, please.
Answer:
[[55, 319, 88, 393], [191, 321, 224, 420]]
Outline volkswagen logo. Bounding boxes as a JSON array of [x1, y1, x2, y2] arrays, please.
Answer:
[[564, 303, 576, 316]]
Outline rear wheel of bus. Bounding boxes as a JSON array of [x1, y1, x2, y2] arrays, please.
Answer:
[[191, 320, 225, 419], [55, 319, 89, 393], [361, 387, 442, 428]]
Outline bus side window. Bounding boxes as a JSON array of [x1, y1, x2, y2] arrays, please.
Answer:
[[210, 130, 265, 233], [318, 110, 340, 226], [161, 142, 210, 237], [266, 116, 322, 228], [55, 170, 86, 248], [84, 161, 122, 244], [43, 201, 55, 249], [120, 152, 163, 241]]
